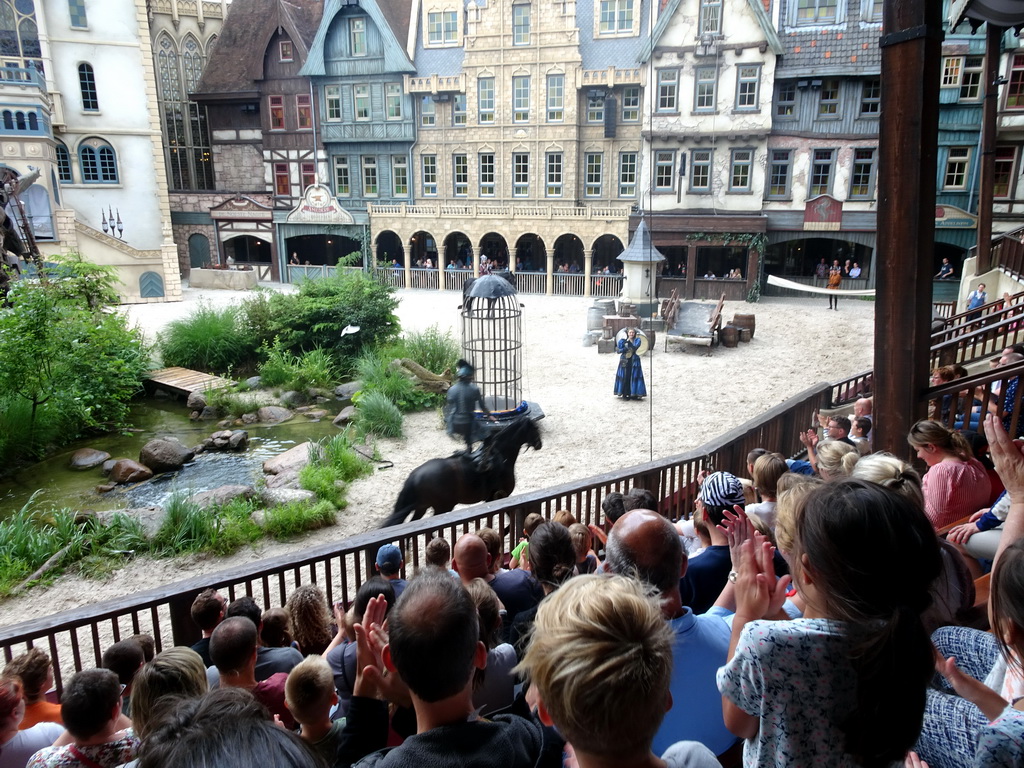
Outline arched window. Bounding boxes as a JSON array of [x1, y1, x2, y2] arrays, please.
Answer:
[[2, 111, 12, 130], [79, 138, 117, 183], [14, 112, 25, 130], [78, 63, 98, 111], [27, 112, 37, 130], [55, 141, 72, 183], [155, 33, 213, 191]]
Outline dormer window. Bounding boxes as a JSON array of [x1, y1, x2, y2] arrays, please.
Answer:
[[279, 41, 293, 62], [350, 18, 367, 56]]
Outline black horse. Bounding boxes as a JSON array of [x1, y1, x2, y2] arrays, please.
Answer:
[[382, 416, 541, 527]]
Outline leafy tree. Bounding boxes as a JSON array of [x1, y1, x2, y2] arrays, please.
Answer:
[[0, 254, 148, 462]]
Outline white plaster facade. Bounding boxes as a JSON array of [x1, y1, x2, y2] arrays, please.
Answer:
[[640, 0, 779, 214], [0, 0, 195, 302]]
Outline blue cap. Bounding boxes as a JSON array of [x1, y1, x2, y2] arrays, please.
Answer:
[[376, 543, 403, 572]]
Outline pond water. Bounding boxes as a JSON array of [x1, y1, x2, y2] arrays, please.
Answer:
[[0, 398, 348, 515]]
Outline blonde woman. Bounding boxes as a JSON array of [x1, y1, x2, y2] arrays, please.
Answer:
[[907, 420, 991, 530]]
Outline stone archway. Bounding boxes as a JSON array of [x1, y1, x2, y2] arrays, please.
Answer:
[[375, 230, 405, 266]]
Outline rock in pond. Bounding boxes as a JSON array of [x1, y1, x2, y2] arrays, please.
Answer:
[[257, 406, 294, 424], [186, 391, 207, 410], [260, 488, 316, 506], [333, 406, 356, 426], [263, 441, 321, 475], [189, 485, 254, 509], [334, 381, 361, 399], [109, 459, 154, 485], [69, 448, 110, 470], [139, 437, 195, 474]]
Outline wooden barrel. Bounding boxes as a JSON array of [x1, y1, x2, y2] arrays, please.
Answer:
[[586, 306, 605, 331], [720, 325, 740, 348], [733, 313, 756, 339], [738, 327, 752, 343]]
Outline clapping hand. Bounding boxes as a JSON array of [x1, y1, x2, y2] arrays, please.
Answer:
[[984, 413, 1024, 503]]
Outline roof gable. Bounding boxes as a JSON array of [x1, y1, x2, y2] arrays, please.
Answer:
[[195, 0, 323, 96], [640, 0, 783, 62], [301, 0, 415, 77]]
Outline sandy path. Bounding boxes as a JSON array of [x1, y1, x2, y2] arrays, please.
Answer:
[[0, 284, 874, 624]]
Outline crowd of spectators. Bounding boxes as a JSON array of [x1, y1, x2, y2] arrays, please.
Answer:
[[5, 368, 1024, 768]]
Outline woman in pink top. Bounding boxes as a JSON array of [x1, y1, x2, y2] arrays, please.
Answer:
[[908, 420, 991, 529]]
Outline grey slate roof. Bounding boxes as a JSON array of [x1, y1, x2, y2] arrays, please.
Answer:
[[618, 220, 666, 263], [194, 0, 323, 97], [774, 0, 881, 77], [411, 1, 467, 77], [577, 0, 649, 71]]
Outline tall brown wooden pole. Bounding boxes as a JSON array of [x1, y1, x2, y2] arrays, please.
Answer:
[[874, 1, 942, 456], [975, 23, 1002, 275]]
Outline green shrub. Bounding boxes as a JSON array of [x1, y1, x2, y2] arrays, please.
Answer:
[[152, 494, 216, 555], [209, 498, 262, 554], [258, 341, 298, 388], [403, 326, 460, 376], [299, 464, 346, 508], [157, 302, 255, 374], [293, 348, 337, 390], [263, 500, 336, 539], [356, 352, 416, 402], [0, 397, 61, 466], [236, 290, 278, 353], [266, 272, 400, 369], [203, 387, 254, 418], [323, 432, 373, 482], [354, 390, 404, 438]]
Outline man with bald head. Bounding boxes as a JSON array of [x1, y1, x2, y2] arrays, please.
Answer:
[[605, 510, 736, 760], [452, 533, 490, 583], [452, 532, 541, 640]]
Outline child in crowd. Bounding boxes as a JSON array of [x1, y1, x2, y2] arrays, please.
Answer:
[[568, 523, 598, 574], [552, 509, 577, 527], [3, 648, 61, 729], [745, 453, 787, 531], [260, 607, 293, 648], [284, 656, 343, 764], [510, 512, 544, 570], [719, 479, 941, 767], [423, 536, 452, 570], [516, 573, 718, 768]]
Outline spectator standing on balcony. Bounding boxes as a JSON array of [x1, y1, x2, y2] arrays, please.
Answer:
[[849, 262, 862, 279], [827, 259, 842, 310], [814, 258, 828, 284], [966, 282, 988, 323], [936, 257, 955, 280], [908, 419, 991, 530]]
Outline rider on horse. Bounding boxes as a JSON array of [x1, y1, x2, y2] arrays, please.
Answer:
[[445, 360, 496, 462]]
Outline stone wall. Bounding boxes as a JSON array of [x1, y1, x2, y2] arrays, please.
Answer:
[[212, 144, 266, 192]]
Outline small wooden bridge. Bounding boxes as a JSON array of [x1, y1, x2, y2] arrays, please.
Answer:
[[144, 367, 234, 399]]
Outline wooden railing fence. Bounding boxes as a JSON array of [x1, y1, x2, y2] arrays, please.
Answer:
[[0, 382, 833, 693]]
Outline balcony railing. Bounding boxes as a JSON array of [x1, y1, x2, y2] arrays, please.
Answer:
[[0, 381, 833, 691], [367, 202, 632, 221]]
